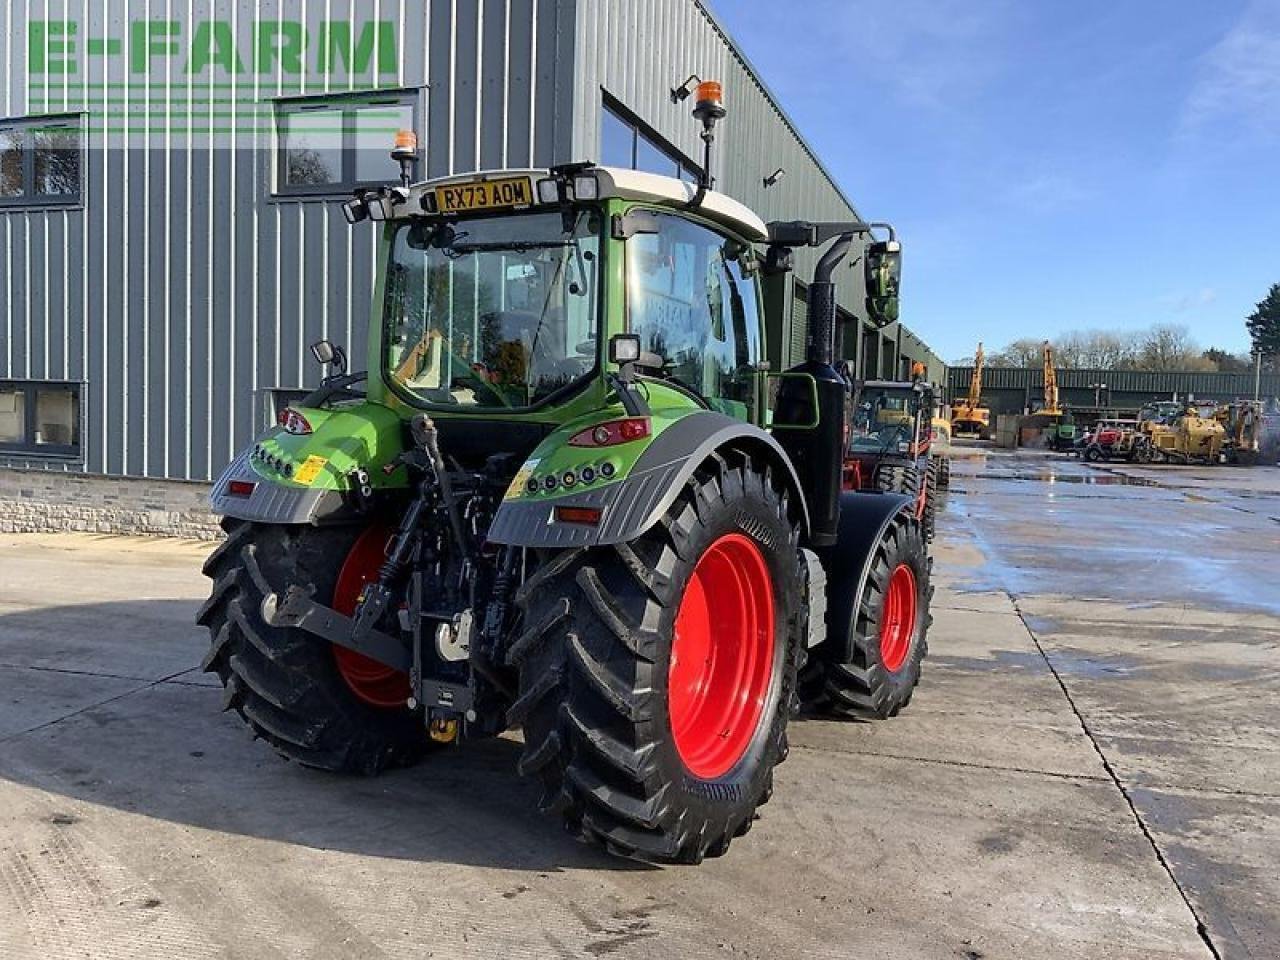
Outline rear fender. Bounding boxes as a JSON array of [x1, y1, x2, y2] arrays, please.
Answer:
[[209, 401, 408, 526], [486, 411, 810, 549], [821, 491, 917, 663]]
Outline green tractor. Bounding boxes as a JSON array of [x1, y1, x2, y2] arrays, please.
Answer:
[[198, 86, 931, 863]]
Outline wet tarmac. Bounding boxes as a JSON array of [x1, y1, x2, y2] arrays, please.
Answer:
[[944, 444, 1280, 958]]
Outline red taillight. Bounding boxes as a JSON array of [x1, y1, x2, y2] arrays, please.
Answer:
[[555, 506, 603, 526], [228, 480, 256, 498], [277, 407, 313, 436], [568, 418, 651, 447]]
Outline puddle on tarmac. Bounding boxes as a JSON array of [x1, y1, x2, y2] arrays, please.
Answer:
[[933, 648, 1142, 679], [975, 472, 1160, 487]]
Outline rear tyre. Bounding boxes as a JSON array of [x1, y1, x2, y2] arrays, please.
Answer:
[[508, 450, 804, 863], [936, 455, 952, 488], [197, 520, 425, 774], [804, 512, 932, 719], [875, 463, 920, 498]]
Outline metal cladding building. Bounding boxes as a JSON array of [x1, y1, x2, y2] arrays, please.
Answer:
[[0, 0, 941, 534], [947, 366, 1280, 417]]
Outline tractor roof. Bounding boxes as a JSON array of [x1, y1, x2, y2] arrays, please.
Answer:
[[404, 166, 770, 242]]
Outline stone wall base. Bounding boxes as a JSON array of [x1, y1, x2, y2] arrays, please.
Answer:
[[0, 469, 221, 540]]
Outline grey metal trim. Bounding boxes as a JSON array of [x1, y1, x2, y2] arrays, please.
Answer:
[[801, 548, 827, 650], [486, 412, 809, 549], [208, 451, 345, 526]]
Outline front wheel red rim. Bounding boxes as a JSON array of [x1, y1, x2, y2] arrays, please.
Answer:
[[668, 533, 776, 780], [879, 564, 918, 673], [331, 526, 412, 709]]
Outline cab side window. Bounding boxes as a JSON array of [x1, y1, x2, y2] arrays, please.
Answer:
[[627, 213, 762, 419]]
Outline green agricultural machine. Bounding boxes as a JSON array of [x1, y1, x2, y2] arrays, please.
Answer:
[[198, 84, 931, 863]]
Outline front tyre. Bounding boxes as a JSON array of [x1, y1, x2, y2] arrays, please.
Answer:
[[805, 512, 932, 719], [508, 450, 804, 863]]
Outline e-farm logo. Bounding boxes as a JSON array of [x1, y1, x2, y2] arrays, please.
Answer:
[[27, 17, 401, 136]]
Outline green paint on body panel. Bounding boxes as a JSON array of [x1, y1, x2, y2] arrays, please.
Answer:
[[248, 401, 408, 491]]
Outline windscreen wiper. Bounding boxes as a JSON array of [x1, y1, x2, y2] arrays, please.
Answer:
[[443, 240, 575, 256]]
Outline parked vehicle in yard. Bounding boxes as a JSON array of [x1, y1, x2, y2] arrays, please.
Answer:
[[1217, 401, 1263, 466], [197, 86, 932, 864], [1132, 403, 1226, 464], [1079, 419, 1142, 462], [844, 375, 942, 541], [951, 342, 992, 439]]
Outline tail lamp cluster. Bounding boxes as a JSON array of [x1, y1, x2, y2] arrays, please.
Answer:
[[277, 407, 313, 436], [524, 460, 617, 496], [251, 443, 295, 479], [568, 417, 649, 448]]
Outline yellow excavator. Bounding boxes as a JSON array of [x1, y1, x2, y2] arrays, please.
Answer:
[[1032, 341, 1079, 450], [1217, 401, 1263, 466], [951, 342, 992, 440], [1041, 341, 1062, 416]]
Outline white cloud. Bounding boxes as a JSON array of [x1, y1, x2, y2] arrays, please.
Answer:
[[1003, 171, 1091, 215], [1182, 2, 1280, 137], [756, 0, 1018, 109], [1158, 288, 1219, 312]]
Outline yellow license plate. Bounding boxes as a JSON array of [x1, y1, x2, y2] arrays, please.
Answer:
[[435, 177, 534, 213]]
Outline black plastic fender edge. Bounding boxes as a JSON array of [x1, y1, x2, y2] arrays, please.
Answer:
[[485, 412, 811, 549]]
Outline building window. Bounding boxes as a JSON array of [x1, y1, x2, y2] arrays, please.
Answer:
[[275, 90, 420, 196], [600, 98, 701, 182], [0, 114, 83, 208], [0, 381, 82, 458]]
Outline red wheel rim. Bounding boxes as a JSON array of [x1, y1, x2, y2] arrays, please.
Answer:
[[331, 526, 411, 709], [879, 564, 918, 673], [668, 533, 775, 780]]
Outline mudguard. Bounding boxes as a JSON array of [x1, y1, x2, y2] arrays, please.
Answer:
[[485, 411, 810, 549], [208, 401, 408, 526], [821, 490, 917, 662]]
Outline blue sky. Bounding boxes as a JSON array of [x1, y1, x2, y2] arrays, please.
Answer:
[[710, 0, 1279, 363]]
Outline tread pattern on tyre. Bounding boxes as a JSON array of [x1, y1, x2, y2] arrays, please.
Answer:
[[801, 511, 933, 719], [922, 458, 939, 543], [198, 520, 426, 775], [508, 448, 804, 864]]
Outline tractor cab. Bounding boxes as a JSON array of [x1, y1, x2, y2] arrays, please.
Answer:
[[849, 380, 931, 457], [842, 378, 941, 540]]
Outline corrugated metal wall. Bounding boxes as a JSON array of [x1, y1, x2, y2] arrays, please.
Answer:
[[0, 0, 573, 482], [1, 0, 941, 483]]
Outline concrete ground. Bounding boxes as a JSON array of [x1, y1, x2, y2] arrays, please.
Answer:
[[1, 450, 1276, 959]]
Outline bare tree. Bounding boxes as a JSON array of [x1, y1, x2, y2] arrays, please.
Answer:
[[1135, 324, 1214, 371], [989, 338, 1042, 367]]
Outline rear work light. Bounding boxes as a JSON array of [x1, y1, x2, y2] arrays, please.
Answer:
[[568, 418, 650, 448], [277, 407, 313, 436], [227, 480, 256, 498]]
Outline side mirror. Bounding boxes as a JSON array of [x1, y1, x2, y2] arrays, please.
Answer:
[[865, 239, 902, 329], [310, 340, 348, 376]]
